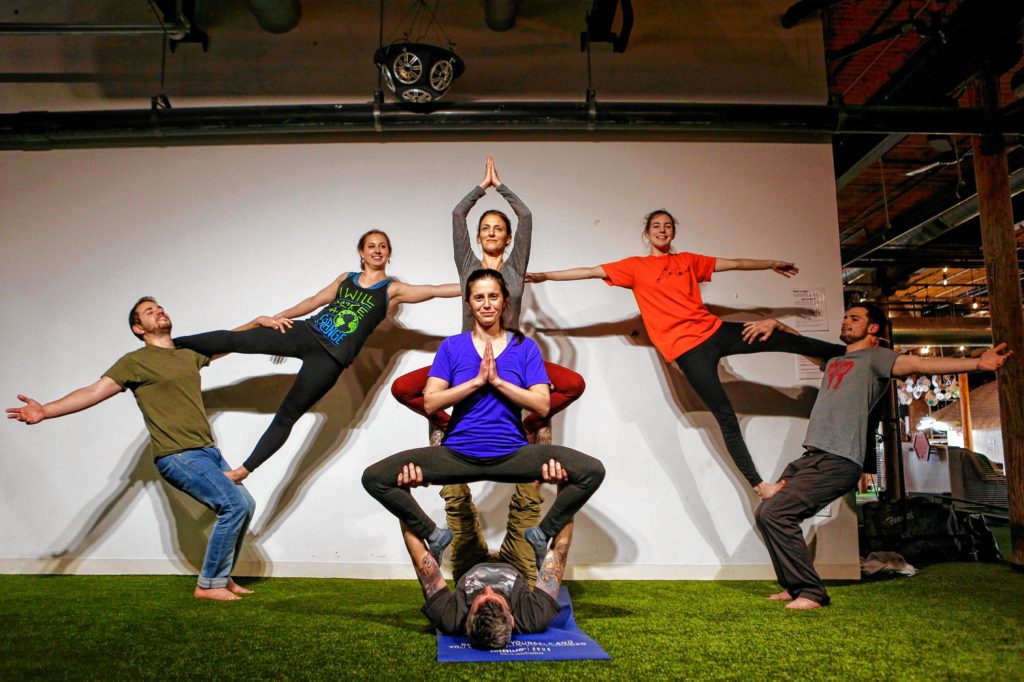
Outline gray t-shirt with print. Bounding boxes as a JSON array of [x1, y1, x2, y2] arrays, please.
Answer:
[[804, 346, 900, 467]]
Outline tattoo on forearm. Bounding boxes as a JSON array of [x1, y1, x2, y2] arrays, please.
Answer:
[[417, 553, 446, 599], [536, 539, 570, 598]]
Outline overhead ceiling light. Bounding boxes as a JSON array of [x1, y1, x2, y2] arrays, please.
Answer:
[[375, 43, 463, 104], [374, 1, 463, 106]]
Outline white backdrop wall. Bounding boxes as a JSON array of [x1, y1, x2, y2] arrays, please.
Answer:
[[0, 141, 853, 579]]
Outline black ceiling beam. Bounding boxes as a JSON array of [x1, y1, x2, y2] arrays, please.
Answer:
[[841, 166, 1024, 267], [2, 101, 1018, 151], [781, 0, 846, 29], [833, 0, 1024, 180], [849, 246, 989, 269]]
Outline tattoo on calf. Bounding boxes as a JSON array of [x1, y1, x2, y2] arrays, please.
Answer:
[[417, 553, 446, 599], [536, 539, 570, 598]]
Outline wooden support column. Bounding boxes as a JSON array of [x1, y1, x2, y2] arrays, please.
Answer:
[[879, 297, 903, 500], [957, 373, 973, 451], [970, 75, 1024, 570]]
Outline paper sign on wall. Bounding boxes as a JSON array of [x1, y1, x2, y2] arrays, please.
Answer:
[[792, 288, 828, 331]]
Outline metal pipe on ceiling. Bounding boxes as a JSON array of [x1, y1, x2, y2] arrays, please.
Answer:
[[891, 316, 992, 346], [0, 101, 1014, 151], [0, 22, 190, 40]]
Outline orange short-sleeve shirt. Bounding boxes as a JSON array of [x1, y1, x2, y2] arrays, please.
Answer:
[[601, 252, 722, 362]]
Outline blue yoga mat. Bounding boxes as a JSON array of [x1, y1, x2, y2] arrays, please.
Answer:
[[436, 586, 610, 662]]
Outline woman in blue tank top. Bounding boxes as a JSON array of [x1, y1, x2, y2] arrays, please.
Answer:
[[176, 230, 459, 482]]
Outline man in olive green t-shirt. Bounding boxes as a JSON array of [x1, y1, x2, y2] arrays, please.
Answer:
[[6, 297, 256, 601]]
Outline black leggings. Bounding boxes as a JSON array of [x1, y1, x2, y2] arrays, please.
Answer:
[[176, 324, 344, 472], [674, 321, 843, 488], [361, 445, 605, 539]]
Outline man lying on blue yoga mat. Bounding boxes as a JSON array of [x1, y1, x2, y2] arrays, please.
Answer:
[[397, 460, 574, 651]]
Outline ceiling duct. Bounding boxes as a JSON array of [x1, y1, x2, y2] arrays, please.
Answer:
[[891, 316, 992, 346], [248, 0, 301, 34], [2, 101, 1014, 150]]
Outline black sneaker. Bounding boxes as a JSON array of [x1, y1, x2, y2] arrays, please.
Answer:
[[524, 527, 549, 572], [427, 528, 453, 564]]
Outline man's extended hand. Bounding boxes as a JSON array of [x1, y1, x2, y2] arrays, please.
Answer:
[[978, 342, 1013, 371], [6, 395, 45, 424], [224, 466, 249, 484], [397, 463, 427, 488]]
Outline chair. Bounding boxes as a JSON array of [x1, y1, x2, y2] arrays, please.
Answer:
[[948, 447, 1008, 508]]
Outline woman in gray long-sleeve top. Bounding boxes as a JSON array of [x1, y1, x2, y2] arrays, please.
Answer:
[[389, 157, 586, 582]]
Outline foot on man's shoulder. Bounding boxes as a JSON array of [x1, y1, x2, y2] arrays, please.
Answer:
[[785, 596, 824, 610], [526, 425, 552, 445], [767, 590, 793, 601], [194, 586, 241, 601], [427, 527, 454, 564], [523, 526, 550, 572], [227, 580, 254, 595]]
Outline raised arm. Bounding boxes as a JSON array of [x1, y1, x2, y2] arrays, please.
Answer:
[[893, 343, 1012, 378], [527, 266, 608, 283], [388, 281, 461, 310], [534, 520, 573, 600], [494, 167, 532, 276], [714, 258, 798, 278], [453, 174, 487, 274], [6, 377, 123, 424], [401, 522, 448, 601]]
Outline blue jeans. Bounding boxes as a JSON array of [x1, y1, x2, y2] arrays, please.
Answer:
[[155, 447, 256, 589]]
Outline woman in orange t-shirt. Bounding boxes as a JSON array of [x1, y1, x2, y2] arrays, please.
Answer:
[[528, 209, 844, 500]]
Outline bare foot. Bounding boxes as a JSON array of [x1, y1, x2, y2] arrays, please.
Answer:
[[527, 426, 552, 446], [194, 586, 241, 601], [755, 480, 786, 500], [785, 596, 823, 610], [227, 581, 254, 595], [767, 590, 793, 601]]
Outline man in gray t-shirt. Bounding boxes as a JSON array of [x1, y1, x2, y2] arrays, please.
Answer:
[[742, 303, 1011, 610]]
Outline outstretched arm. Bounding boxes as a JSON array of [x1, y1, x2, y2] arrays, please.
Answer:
[[236, 274, 346, 334], [6, 377, 123, 424], [715, 258, 798, 278], [401, 522, 448, 601], [388, 281, 462, 309], [527, 266, 607, 283], [893, 343, 1012, 377], [741, 318, 800, 342], [534, 520, 573, 600], [740, 317, 845, 370]]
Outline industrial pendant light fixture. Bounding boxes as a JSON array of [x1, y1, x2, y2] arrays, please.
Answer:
[[374, 1, 464, 105]]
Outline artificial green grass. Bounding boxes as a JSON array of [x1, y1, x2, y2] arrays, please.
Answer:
[[1, 563, 1021, 681]]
